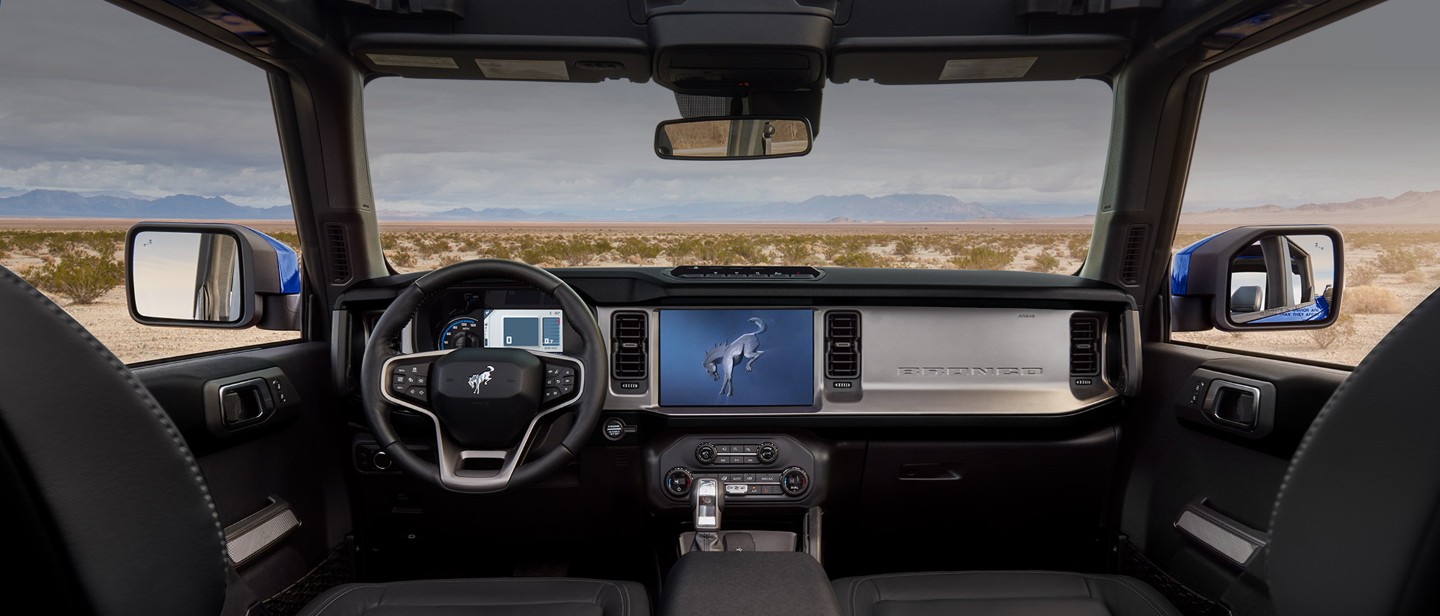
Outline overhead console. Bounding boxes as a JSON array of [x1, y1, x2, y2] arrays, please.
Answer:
[[600, 303, 1136, 417], [648, 0, 836, 95]]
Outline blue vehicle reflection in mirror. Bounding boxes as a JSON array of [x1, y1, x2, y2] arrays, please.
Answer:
[[1228, 234, 1335, 324]]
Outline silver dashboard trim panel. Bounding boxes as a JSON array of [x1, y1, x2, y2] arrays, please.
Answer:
[[595, 306, 1118, 416]]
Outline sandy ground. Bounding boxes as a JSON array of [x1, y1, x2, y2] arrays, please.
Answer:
[[5, 219, 1437, 366]]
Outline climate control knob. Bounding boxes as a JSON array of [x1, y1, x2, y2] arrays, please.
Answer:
[[757, 441, 779, 464], [780, 466, 809, 496], [695, 443, 716, 465], [664, 467, 694, 497]]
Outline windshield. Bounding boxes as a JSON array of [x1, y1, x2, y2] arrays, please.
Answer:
[[365, 79, 1112, 272]]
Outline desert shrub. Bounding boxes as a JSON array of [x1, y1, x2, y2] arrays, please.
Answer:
[[1403, 269, 1428, 284], [1376, 247, 1432, 274], [1029, 253, 1061, 273], [892, 238, 918, 257], [437, 253, 465, 267], [616, 237, 662, 261], [414, 236, 452, 257], [775, 239, 814, 264], [27, 250, 124, 304], [380, 233, 402, 251], [1307, 313, 1355, 349], [1347, 262, 1381, 286], [831, 252, 889, 268], [389, 248, 416, 269], [950, 246, 1016, 270], [265, 230, 300, 248], [1344, 286, 1404, 314]]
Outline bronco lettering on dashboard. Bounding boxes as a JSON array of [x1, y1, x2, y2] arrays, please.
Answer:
[[896, 367, 1044, 376]]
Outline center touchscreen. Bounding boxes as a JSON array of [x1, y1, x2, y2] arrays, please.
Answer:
[[657, 309, 816, 407]]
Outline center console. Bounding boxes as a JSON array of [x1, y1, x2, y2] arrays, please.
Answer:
[[647, 433, 827, 510]]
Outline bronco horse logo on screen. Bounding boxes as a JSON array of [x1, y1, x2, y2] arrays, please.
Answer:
[[468, 366, 495, 394], [702, 317, 767, 397]]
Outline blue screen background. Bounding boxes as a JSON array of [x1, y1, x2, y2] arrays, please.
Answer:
[[658, 309, 815, 407]]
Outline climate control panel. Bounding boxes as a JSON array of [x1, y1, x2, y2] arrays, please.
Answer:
[[647, 434, 825, 509]]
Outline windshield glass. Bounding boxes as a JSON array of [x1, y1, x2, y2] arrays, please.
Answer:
[[365, 79, 1112, 272]]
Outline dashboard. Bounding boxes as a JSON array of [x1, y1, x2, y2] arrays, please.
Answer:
[[374, 268, 1139, 419], [338, 266, 1139, 513]]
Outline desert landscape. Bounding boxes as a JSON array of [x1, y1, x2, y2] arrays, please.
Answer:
[[3, 216, 1438, 365]]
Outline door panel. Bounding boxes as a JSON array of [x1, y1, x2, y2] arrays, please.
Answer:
[[134, 341, 350, 606], [1118, 342, 1345, 602]]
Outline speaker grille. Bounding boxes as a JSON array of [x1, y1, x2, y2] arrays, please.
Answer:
[[1119, 225, 1147, 286]]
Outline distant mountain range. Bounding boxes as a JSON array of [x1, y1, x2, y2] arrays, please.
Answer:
[[0, 189, 1073, 222], [618, 194, 1030, 222], [1182, 190, 1440, 224], [6, 187, 1433, 224], [0, 189, 293, 220]]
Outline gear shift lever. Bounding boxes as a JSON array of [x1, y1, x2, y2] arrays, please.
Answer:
[[692, 477, 723, 552]]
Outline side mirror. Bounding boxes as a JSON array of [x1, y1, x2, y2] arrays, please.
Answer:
[[655, 116, 812, 160], [1171, 226, 1343, 332], [125, 222, 300, 330]]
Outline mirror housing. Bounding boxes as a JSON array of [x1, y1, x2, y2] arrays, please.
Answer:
[[655, 116, 813, 160], [125, 222, 301, 330], [1170, 226, 1344, 332]]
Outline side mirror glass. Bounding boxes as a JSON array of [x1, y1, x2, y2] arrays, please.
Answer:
[[125, 223, 301, 330], [1171, 226, 1344, 332], [654, 117, 812, 160], [131, 230, 244, 322], [1227, 234, 1336, 325]]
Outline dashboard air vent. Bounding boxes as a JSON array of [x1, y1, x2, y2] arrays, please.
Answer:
[[611, 312, 648, 380], [1119, 225, 1148, 286], [324, 222, 351, 284], [825, 311, 861, 379], [1070, 315, 1101, 377]]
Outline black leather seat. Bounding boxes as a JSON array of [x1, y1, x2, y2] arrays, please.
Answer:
[[0, 265, 647, 616], [831, 571, 1179, 616], [300, 578, 647, 616]]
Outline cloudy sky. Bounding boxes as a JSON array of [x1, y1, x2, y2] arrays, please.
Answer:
[[0, 0, 1437, 214]]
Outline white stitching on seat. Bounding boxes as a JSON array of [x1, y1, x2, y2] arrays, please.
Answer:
[[1, 267, 229, 569]]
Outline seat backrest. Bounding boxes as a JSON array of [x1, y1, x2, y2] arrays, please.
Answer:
[[1270, 288, 1440, 615], [0, 266, 226, 616]]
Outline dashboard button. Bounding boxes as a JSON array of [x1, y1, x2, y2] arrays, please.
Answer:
[[695, 443, 716, 464], [781, 467, 809, 496], [757, 442, 779, 464], [664, 467, 693, 496], [602, 418, 625, 441]]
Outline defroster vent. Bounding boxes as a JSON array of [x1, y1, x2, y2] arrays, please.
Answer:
[[324, 222, 351, 284], [825, 311, 861, 379], [611, 312, 648, 380], [1070, 315, 1101, 377]]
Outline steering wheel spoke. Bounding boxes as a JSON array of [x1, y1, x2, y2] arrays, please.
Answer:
[[536, 351, 584, 412], [382, 350, 451, 413]]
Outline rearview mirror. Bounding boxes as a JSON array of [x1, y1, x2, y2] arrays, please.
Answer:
[[1171, 226, 1344, 332], [655, 117, 812, 160], [126, 222, 301, 330]]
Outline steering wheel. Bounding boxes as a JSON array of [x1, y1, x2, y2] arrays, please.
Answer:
[[360, 259, 608, 493]]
